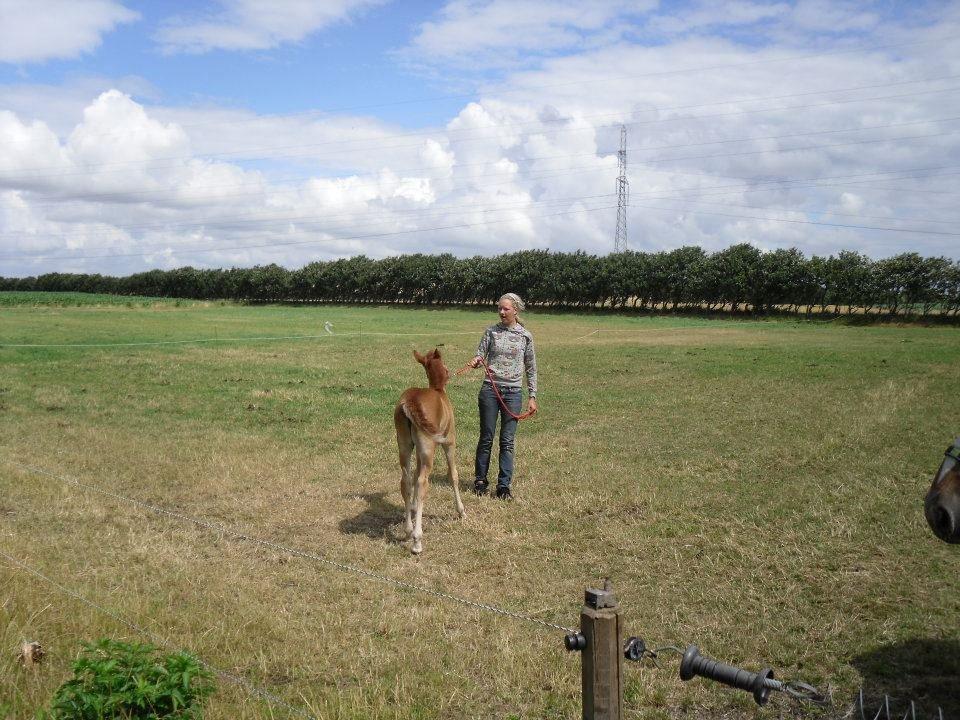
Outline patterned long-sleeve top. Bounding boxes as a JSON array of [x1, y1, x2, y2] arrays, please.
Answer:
[[474, 323, 537, 397]]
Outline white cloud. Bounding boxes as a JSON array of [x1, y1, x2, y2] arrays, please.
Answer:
[[0, 0, 139, 64], [3, 4, 960, 277], [790, 0, 879, 33], [155, 0, 384, 54], [649, 1, 790, 35], [402, 0, 655, 70]]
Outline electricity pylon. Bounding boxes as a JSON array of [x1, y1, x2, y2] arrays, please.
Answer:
[[614, 124, 629, 253]]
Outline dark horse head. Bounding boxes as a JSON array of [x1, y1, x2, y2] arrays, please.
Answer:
[[924, 438, 960, 544]]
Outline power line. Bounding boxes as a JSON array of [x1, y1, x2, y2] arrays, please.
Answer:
[[55, 35, 960, 145], [5, 163, 959, 263], [0, 191, 616, 250], [5, 161, 959, 263], [630, 167, 960, 203], [3, 203, 617, 263], [635, 128, 960, 166], [629, 202, 960, 237], [635, 195, 959, 226], [3, 122, 957, 248], [19, 110, 958, 210], [0, 193, 616, 256], [6, 80, 960, 182]]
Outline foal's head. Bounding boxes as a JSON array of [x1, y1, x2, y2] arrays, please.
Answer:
[[925, 439, 960, 544], [414, 348, 449, 391]]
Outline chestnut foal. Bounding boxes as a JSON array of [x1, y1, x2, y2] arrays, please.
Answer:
[[394, 348, 465, 554]]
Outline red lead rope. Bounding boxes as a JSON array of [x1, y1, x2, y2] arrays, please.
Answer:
[[456, 359, 535, 421]]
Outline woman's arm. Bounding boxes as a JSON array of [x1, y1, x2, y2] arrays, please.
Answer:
[[524, 334, 538, 413], [470, 327, 492, 368]]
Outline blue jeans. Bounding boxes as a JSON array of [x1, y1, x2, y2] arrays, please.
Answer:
[[475, 382, 522, 489]]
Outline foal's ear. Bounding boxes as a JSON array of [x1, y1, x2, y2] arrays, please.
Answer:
[[413, 349, 427, 365], [432, 347, 442, 359]]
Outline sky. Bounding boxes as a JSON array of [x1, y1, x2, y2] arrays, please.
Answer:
[[1, 0, 958, 278]]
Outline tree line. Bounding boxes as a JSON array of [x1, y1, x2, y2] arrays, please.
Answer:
[[3, 245, 959, 317]]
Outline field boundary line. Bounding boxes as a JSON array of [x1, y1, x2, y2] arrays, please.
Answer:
[[0, 329, 482, 348], [0, 549, 319, 720], [0, 323, 732, 349], [6, 459, 577, 636], [0, 333, 340, 348]]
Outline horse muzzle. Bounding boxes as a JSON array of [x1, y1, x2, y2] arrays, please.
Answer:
[[925, 489, 960, 544], [925, 439, 960, 544]]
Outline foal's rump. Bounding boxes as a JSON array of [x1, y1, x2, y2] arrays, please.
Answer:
[[398, 388, 450, 444]]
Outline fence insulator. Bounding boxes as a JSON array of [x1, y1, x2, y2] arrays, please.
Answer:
[[565, 632, 587, 651], [679, 645, 775, 706], [623, 637, 646, 662]]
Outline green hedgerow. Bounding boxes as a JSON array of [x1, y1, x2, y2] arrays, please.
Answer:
[[46, 638, 215, 719]]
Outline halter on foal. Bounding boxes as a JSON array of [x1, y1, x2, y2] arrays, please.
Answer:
[[394, 348, 465, 554]]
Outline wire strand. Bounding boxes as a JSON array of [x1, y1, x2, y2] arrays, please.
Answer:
[[4, 460, 577, 636]]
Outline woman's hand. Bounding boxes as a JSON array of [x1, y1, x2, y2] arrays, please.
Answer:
[[469, 356, 483, 369], [527, 398, 538, 415]]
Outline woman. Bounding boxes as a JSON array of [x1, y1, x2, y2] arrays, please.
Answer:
[[467, 293, 538, 500]]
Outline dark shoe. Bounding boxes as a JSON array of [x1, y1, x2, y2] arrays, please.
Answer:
[[474, 480, 489, 497], [496, 486, 513, 500]]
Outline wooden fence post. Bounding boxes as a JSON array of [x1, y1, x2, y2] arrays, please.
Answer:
[[580, 580, 623, 720]]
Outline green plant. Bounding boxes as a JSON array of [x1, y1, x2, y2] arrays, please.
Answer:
[[46, 639, 215, 719]]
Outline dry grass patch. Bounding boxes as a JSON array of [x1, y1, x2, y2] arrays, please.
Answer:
[[1, 304, 959, 719]]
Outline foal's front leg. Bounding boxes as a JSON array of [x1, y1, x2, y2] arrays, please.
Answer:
[[443, 441, 465, 518]]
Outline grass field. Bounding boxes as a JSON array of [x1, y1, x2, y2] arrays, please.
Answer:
[[1, 293, 959, 719], [0, 291, 189, 307]]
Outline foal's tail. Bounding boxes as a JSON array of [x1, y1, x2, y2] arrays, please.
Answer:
[[400, 401, 447, 444]]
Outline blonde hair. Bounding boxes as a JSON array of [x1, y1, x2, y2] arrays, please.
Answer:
[[498, 293, 526, 325], [499, 293, 525, 313]]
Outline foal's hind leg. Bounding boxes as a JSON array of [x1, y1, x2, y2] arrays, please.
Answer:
[[411, 438, 435, 555], [396, 424, 415, 539], [399, 449, 415, 539], [442, 441, 465, 518]]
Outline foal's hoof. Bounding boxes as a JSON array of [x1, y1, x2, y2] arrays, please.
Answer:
[[456, 506, 466, 519], [411, 540, 423, 555]]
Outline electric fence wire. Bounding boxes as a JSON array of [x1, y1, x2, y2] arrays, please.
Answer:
[[3, 459, 578, 637], [0, 550, 320, 720], [0, 323, 720, 350]]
